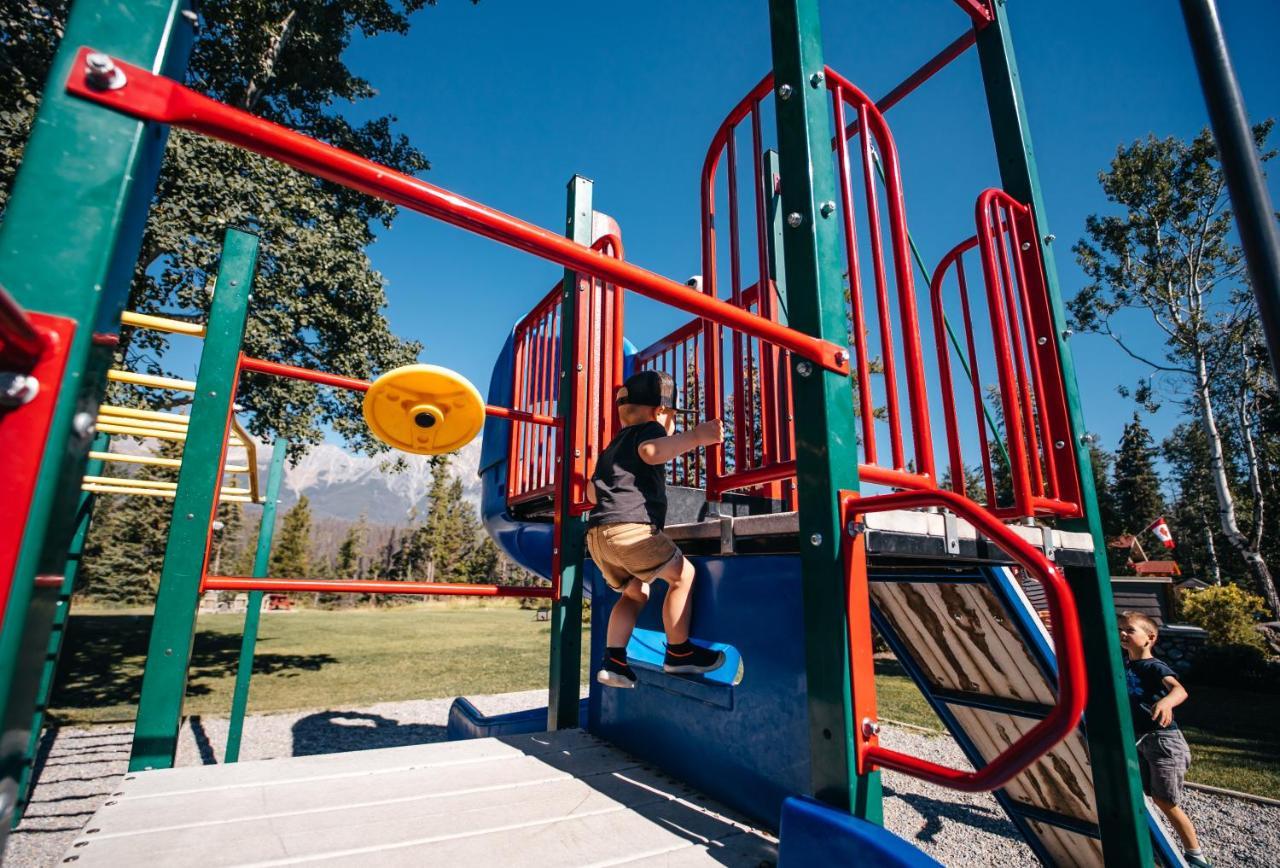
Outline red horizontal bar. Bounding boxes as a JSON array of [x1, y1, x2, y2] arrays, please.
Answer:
[[204, 575, 555, 598], [240, 355, 370, 391], [68, 49, 850, 377], [709, 461, 936, 498], [0, 283, 48, 366], [240, 355, 558, 427]]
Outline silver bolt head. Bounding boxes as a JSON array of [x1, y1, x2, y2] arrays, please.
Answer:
[[1044, 234, 1056, 244], [1020, 241, 1032, 251], [1036, 336, 1047, 346], [845, 520, 859, 537], [777, 83, 793, 100], [0, 373, 39, 407], [809, 72, 825, 88], [862, 717, 881, 738], [834, 349, 848, 366], [84, 53, 126, 90], [796, 360, 813, 377], [1054, 440, 1065, 449], [786, 212, 803, 228], [809, 533, 823, 547], [819, 200, 836, 218], [72, 411, 96, 437], [1062, 328, 1074, 339]]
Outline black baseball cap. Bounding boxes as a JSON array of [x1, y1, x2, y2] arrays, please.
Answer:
[[615, 370, 696, 415]]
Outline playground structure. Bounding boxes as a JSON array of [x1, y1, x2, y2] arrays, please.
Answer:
[[4, 0, 1274, 864]]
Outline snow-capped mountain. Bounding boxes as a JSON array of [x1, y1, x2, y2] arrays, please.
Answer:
[[272, 439, 483, 523]]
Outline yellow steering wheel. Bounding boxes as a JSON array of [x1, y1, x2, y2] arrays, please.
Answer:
[[362, 364, 486, 456]]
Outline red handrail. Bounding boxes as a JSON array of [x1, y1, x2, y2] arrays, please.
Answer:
[[66, 48, 849, 377], [203, 575, 553, 598], [841, 488, 1088, 792], [0, 284, 47, 367]]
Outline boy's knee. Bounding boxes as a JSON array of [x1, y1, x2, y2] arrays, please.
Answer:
[[661, 556, 695, 587], [623, 579, 649, 602], [1152, 796, 1176, 813]]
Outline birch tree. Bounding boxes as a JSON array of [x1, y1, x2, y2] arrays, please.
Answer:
[[1070, 125, 1278, 614]]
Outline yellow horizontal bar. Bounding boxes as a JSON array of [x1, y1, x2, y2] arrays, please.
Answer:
[[97, 421, 186, 442], [84, 474, 176, 490], [99, 404, 190, 425], [98, 414, 188, 435], [90, 451, 180, 469], [82, 483, 255, 503], [107, 369, 197, 392], [120, 310, 207, 337]]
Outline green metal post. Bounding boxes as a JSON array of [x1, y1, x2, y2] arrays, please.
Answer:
[[0, 0, 194, 833], [766, 0, 880, 819], [224, 437, 287, 764], [129, 230, 258, 771], [547, 176, 591, 730], [763, 149, 791, 326], [975, 8, 1153, 865], [12, 434, 110, 825]]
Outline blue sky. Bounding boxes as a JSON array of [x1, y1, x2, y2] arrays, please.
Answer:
[[153, 1, 1278, 461], [333, 0, 1279, 459]]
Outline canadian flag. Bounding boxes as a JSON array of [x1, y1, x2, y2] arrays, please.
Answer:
[[1146, 516, 1176, 550]]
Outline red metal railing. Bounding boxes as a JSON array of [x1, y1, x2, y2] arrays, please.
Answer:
[[694, 65, 939, 501], [0, 284, 48, 368], [842, 488, 1087, 791], [929, 192, 1080, 519], [507, 230, 624, 511]]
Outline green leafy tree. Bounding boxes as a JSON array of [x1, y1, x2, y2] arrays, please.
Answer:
[[270, 496, 313, 578], [1181, 584, 1268, 652], [1113, 414, 1166, 537], [0, 1, 481, 455], [1070, 125, 1277, 614], [336, 514, 368, 579]]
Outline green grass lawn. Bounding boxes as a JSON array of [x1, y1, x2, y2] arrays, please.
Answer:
[[51, 605, 1278, 798]]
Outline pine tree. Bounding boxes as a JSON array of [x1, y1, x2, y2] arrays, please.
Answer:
[[270, 496, 313, 578], [1113, 414, 1166, 537], [336, 514, 368, 578]]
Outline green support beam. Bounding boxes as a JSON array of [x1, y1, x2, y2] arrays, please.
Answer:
[[0, 0, 194, 835], [975, 8, 1153, 866], [12, 434, 110, 826], [546, 176, 592, 729], [763, 149, 791, 326], [129, 230, 258, 771], [766, 0, 880, 819], [224, 437, 288, 764]]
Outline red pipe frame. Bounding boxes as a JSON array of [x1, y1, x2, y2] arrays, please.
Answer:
[[65, 49, 848, 377], [842, 488, 1087, 791], [204, 575, 554, 598]]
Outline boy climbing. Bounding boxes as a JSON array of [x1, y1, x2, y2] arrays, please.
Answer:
[[586, 370, 726, 688], [1118, 611, 1212, 868]]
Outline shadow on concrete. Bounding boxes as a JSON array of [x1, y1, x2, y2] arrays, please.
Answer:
[[289, 711, 448, 757]]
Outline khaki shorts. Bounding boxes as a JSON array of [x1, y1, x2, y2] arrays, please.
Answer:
[[586, 522, 682, 591]]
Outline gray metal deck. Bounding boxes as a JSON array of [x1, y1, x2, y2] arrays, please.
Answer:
[[60, 729, 777, 867]]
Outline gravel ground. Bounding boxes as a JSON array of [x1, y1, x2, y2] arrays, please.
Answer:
[[8, 694, 1277, 867]]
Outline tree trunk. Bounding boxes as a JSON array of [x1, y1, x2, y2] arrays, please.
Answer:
[[1194, 354, 1280, 614], [1203, 523, 1221, 585]]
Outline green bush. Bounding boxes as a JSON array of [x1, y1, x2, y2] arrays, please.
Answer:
[[1181, 583, 1268, 652]]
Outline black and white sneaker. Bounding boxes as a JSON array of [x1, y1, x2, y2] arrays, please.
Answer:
[[596, 653, 637, 689], [663, 641, 726, 675]]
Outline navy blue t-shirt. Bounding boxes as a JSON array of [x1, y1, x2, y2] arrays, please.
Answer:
[[588, 422, 669, 530], [1125, 656, 1179, 735]]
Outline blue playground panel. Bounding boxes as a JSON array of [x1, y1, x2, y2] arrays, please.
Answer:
[[778, 796, 942, 867], [587, 554, 811, 827], [446, 696, 589, 741]]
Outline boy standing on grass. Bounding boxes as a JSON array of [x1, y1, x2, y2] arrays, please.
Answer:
[[1118, 611, 1212, 867], [585, 370, 726, 689]]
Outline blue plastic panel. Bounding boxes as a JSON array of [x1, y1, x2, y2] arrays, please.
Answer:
[[778, 796, 940, 867], [446, 696, 590, 741]]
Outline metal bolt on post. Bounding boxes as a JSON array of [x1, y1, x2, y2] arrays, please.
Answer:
[[787, 212, 803, 227], [0, 373, 39, 407], [777, 84, 793, 100], [795, 360, 813, 377], [84, 53, 126, 90]]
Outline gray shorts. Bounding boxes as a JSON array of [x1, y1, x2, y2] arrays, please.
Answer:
[[1137, 728, 1191, 805]]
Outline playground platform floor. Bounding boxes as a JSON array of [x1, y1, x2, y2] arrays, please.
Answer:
[[57, 728, 778, 866]]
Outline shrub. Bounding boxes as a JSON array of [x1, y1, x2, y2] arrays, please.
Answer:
[[1181, 583, 1268, 652]]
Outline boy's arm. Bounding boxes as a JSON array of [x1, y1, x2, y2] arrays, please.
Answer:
[[638, 420, 723, 465], [1151, 675, 1188, 727]]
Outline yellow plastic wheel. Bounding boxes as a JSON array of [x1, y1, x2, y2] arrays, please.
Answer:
[[362, 364, 486, 456]]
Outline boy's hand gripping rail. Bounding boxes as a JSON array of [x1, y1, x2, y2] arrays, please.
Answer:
[[65, 48, 850, 376], [840, 488, 1088, 792]]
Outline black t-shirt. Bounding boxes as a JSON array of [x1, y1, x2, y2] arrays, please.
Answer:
[[588, 422, 668, 530], [1125, 656, 1179, 735]]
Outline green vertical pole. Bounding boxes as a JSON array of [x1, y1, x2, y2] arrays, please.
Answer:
[[12, 433, 110, 825], [975, 8, 1152, 866], [0, 0, 194, 834], [128, 229, 258, 772], [224, 437, 287, 764], [766, 0, 880, 820], [547, 176, 591, 730], [763, 149, 791, 326]]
